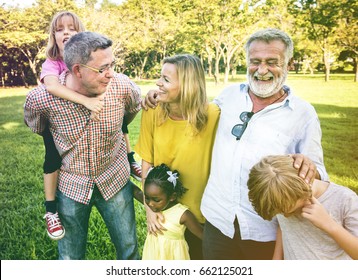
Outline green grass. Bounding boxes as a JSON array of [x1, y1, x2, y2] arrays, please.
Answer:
[[0, 73, 357, 259]]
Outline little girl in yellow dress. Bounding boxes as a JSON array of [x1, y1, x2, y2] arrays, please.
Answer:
[[134, 163, 203, 260]]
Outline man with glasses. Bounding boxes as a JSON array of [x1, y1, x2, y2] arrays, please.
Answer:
[[24, 32, 141, 259], [200, 28, 328, 259]]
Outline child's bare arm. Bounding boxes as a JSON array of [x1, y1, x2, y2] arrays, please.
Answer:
[[44, 75, 104, 114], [272, 226, 284, 260], [133, 185, 144, 204], [302, 197, 358, 259], [180, 210, 203, 239], [142, 160, 166, 236]]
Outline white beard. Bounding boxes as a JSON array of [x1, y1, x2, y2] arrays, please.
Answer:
[[248, 69, 287, 98]]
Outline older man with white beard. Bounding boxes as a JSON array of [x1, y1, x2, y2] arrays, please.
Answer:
[[200, 28, 328, 260]]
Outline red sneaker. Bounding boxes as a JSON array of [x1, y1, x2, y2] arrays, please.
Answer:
[[43, 212, 65, 240], [130, 162, 142, 181]]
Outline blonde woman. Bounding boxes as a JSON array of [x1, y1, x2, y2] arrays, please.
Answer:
[[135, 54, 220, 259]]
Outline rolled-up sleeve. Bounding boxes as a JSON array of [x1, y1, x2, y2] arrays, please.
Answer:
[[23, 89, 47, 135], [126, 80, 142, 114], [297, 115, 328, 181]]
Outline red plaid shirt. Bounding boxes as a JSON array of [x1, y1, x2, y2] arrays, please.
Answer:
[[24, 71, 141, 204]]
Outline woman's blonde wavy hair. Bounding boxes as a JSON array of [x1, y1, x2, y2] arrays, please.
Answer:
[[159, 54, 208, 135]]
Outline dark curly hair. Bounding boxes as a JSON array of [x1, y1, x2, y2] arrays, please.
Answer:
[[145, 163, 187, 198]]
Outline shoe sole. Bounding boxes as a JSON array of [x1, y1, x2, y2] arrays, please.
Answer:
[[47, 228, 65, 241]]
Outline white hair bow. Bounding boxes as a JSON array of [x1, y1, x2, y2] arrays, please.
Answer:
[[167, 171, 178, 188]]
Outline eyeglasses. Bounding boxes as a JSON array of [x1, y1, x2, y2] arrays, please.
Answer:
[[231, 111, 254, 140], [80, 60, 116, 74]]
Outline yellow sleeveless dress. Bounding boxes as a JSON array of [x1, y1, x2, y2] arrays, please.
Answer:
[[142, 203, 190, 260]]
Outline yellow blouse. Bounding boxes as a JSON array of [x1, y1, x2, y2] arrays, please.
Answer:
[[135, 103, 220, 223]]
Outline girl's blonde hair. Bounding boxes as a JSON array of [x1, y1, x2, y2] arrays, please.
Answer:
[[247, 155, 312, 220], [46, 11, 85, 60], [159, 54, 208, 135]]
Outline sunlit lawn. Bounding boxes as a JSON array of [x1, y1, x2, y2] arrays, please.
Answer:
[[0, 73, 357, 259]]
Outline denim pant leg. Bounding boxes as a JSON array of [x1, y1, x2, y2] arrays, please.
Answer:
[[57, 191, 92, 260], [95, 180, 139, 260]]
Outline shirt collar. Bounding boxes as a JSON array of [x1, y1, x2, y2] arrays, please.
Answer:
[[243, 83, 294, 111]]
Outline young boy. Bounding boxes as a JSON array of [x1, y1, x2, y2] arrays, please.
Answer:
[[247, 155, 358, 260]]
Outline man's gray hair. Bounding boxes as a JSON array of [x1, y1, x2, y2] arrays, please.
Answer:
[[64, 31, 113, 71], [244, 28, 293, 65]]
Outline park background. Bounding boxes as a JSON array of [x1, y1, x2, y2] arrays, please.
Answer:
[[0, 0, 357, 260]]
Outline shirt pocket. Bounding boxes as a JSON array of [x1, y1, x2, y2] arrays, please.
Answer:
[[246, 121, 293, 154]]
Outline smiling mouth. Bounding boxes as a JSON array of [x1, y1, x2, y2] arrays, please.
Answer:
[[254, 75, 273, 81]]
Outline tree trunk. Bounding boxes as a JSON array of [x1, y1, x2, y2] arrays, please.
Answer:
[[139, 55, 148, 80], [215, 58, 220, 85], [323, 50, 330, 82], [208, 59, 212, 77], [20, 48, 40, 85], [214, 45, 221, 85], [231, 67, 236, 79], [325, 66, 330, 82], [224, 63, 230, 84], [20, 67, 29, 88], [205, 44, 213, 77], [0, 67, 4, 87]]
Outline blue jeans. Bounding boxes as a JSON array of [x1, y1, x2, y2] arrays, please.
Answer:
[[57, 180, 139, 260]]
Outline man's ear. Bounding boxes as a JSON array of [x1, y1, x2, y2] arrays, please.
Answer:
[[73, 64, 82, 78]]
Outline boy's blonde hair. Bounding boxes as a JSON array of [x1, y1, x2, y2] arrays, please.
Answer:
[[46, 11, 85, 60], [159, 54, 208, 135], [248, 155, 312, 220]]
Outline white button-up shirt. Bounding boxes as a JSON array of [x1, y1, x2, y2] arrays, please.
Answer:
[[201, 83, 328, 241]]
